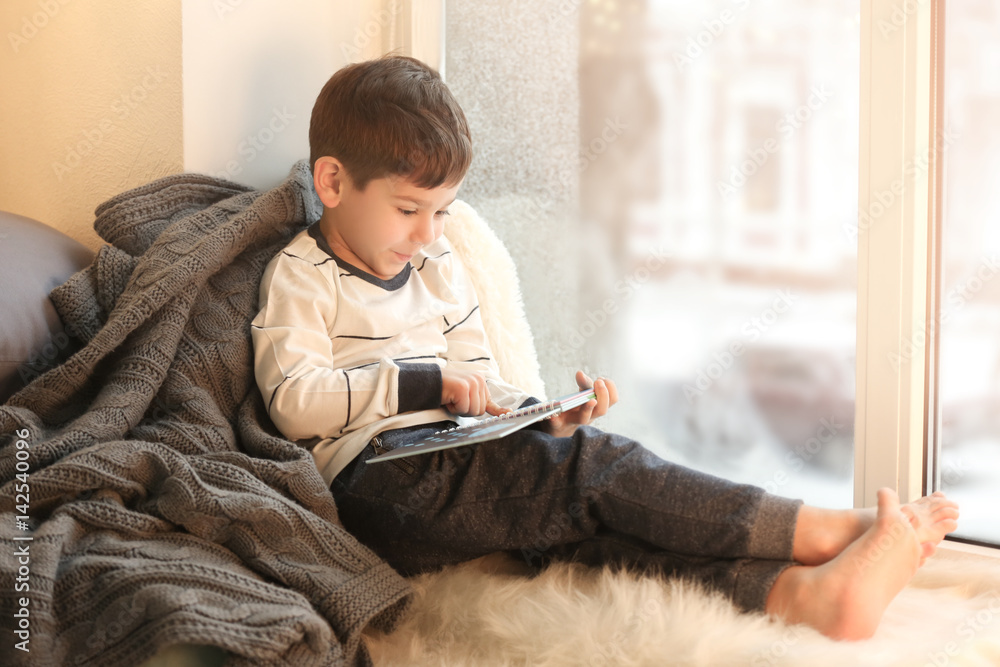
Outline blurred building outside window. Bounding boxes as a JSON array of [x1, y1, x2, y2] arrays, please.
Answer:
[[575, 0, 997, 544], [579, 0, 860, 511]]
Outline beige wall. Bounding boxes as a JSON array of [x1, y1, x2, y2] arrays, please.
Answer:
[[181, 0, 380, 191], [0, 1, 183, 250]]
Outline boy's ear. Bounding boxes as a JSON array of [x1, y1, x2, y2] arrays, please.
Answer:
[[313, 157, 348, 208]]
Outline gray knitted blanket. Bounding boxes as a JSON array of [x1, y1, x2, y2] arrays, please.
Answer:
[[0, 161, 412, 666]]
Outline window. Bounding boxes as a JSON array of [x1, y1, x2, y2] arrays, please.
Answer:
[[579, 0, 860, 509], [934, 1, 1000, 546], [439, 0, 998, 549]]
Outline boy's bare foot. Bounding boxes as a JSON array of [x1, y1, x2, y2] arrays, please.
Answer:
[[792, 491, 959, 566], [900, 492, 961, 563], [767, 488, 922, 640]]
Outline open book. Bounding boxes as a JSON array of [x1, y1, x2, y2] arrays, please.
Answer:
[[366, 388, 597, 464]]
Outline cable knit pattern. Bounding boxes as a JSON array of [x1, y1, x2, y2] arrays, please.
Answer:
[[0, 161, 411, 667]]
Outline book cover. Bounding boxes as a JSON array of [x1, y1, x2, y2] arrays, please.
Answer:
[[366, 388, 597, 463]]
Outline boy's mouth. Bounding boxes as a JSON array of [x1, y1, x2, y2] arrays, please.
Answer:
[[393, 251, 413, 262]]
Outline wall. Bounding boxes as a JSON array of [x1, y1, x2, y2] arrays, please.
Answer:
[[182, 0, 390, 190], [0, 0, 183, 250], [0, 0, 383, 250]]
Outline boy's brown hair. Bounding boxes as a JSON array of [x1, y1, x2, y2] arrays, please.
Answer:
[[309, 55, 472, 190]]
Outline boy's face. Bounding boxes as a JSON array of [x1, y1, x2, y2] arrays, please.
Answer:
[[323, 170, 461, 280]]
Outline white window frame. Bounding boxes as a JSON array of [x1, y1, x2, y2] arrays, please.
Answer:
[[855, 0, 937, 508], [851, 0, 994, 552]]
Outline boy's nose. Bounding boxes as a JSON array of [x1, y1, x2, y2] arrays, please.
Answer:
[[411, 214, 435, 245]]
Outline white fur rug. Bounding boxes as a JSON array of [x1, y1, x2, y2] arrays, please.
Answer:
[[362, 547, 1000, 666]]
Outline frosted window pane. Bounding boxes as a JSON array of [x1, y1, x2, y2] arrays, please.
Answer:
[[579, 0, 859, 509], [937, 3, 1000, 545]]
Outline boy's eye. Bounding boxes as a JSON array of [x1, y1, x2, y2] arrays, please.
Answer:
[[398, 208, 450, 216]]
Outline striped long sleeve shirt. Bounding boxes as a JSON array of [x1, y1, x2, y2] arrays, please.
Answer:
[[251, 222, 535, 483]]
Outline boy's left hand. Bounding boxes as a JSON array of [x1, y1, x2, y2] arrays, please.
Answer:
[[545, 370, 618, 438]]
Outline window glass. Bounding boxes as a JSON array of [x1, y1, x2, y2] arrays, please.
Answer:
[[579, 0, 859, 508], [937, 2, 1000, 544]]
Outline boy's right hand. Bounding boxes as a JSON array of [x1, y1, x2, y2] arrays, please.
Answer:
[[441, 368, 503, 416]]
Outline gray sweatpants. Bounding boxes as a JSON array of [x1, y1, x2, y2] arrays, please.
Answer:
[[331, 422, 803, 612]]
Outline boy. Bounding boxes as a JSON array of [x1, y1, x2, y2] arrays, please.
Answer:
[[251, 55, 959, 641]]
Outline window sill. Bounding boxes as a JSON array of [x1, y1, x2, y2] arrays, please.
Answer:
[[938, 538, 1000, 561]]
